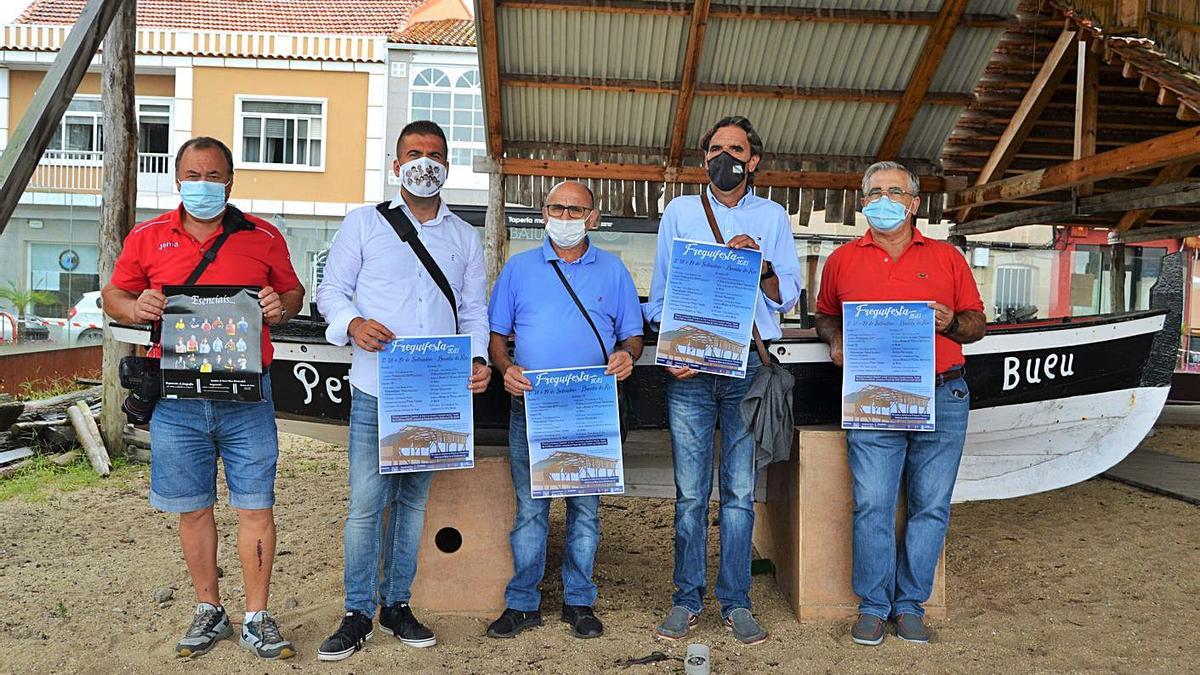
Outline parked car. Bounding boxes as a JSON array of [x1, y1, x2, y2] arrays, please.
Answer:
[[22, 315, 51, 342], [69, 291, 106, 345]]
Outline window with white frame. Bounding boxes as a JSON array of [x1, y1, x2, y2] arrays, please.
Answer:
[[408, 67, 484, 169], [48, 97, 103, 156], [236, 98, 326, 170]]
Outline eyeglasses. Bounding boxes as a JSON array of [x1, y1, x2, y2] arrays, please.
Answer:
[[865, 187, 915, 201], [545, 203, 593, 219]]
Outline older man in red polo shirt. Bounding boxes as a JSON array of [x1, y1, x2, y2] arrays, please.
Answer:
[[815, 161, 985, 647], [102, 136, 304, 660]]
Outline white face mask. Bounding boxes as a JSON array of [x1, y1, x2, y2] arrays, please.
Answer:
[[398, 156, 447, 198], [545, 216, 588, 248]]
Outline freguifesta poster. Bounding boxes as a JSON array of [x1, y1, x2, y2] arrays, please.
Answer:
[[841, 301, 936, 432], [523, 366, 625, 499], [655, 238, 762, 378], [161, 285, 263, 401], [376, 335, 474, 474]]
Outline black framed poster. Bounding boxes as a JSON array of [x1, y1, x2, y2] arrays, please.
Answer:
[[161, 285, 263, 402]]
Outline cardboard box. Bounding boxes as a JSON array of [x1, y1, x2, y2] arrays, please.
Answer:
[[753, 429, 946, 622]]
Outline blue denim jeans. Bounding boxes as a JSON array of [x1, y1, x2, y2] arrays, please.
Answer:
[[343, 387, 435, 615], [505, 396, 601, 611], [149, 374, 278, 512], [847, 379, 970, 620], [666, 353, 760, 618]]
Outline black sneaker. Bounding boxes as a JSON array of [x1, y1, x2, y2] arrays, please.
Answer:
[[317, 611, 374, 662], [561, 604, 603, 639], [485, 608, 543, 639], [176, 603, 233, 658], [379, 601, 436, 648]]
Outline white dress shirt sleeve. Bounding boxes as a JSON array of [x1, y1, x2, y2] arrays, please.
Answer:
[[315, 212, 363, 346], [459, 227, 490, 363]]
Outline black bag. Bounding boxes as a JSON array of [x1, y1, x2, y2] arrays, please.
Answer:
[[120, 206, 253, 424], [548, 259, 632, 442], [375, 201, 459, 331]]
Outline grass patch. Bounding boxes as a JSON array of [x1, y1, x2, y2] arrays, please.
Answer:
[[15, 376, 91, 402], [0, 452, 139, 503]]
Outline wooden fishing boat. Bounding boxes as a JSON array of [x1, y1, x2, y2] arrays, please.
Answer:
[[259, 252, 1183, 504]]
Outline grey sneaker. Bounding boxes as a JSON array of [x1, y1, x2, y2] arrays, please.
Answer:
[[176, 603, 232, 658], [894, 613, 932, 643], [240, 610, 295, 659], [851, 613, 886, 646], [654, 606, 699, 640], [724, 608, 768, 645]]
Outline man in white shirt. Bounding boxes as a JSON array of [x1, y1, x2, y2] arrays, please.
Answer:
[[314, 121, 492, 661]]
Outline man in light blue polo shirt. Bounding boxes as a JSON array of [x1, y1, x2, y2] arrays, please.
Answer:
[[645, 116, 802, 646], [486, 180, 644, 641]]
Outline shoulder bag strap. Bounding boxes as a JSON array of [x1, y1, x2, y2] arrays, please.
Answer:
[[183, 205, 250, 286], [549, 258, 609, 364], [699, 191, 773, 366], [376, 201, 460, 332]]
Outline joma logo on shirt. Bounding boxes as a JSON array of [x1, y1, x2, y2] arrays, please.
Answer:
[[159, 241, 180, 251]]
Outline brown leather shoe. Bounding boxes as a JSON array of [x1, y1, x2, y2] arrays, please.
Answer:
[[894, 613, 932, 643], [850, 614, 885, 646]]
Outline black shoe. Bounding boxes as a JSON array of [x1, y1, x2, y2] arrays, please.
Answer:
[[561, 604, 604, 639], [379, 601, 436, 648], [317, 611, 374, 662], [486, 608, 543, 639]]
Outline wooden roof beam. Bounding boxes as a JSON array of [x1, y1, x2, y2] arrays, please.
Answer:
[[952, 180, 1200, 236], [1074, 34, 1099, 197], [478, 0, 504, 158], [495, 0, 1012, 26], [492, 157, 957, 191], [876, 0, 968, 160], [501, 74, 971, 104], [667, 0, 711, 168], [959, 28, 1077, 221], [1114, 161, 1198, 232], [948, 124, 1200, 213]]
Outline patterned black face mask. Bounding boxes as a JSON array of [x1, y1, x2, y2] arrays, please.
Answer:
[[706, 151, 747, 191]]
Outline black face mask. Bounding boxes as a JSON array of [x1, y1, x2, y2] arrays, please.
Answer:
[[706, 151, 748, 191]]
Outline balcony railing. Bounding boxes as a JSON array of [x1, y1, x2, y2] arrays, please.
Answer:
[[26, 150, 173, 194], [1064, 0, 1200, 73]]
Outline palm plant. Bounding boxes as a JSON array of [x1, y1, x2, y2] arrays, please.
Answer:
[[0, 281, 57, 320]]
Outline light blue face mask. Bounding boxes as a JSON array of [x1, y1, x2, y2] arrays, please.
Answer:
[[179, 180, 229, 220], [862, 195, 910, 232]]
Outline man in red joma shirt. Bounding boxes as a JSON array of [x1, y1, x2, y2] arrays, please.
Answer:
[[815, 161, 985, 647], [102, 137, 304, 660]]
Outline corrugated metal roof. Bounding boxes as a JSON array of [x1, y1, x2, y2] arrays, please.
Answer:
[[687, 97, 894, 157], [699, 19, 928, 90], [929, 26, 1008, 91], [497, 8, 687, 81], [503, 89, 675, 149], [899, 104, 964, 157]]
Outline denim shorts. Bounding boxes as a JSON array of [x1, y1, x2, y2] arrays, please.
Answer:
[[148, 374, 279, 513]]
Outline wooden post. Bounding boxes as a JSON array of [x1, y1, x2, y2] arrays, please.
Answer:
[[484, 172, 507, 289], [1074, 34, 1099, 197], [1112, 244, 1127, 314], [98, 0, 137, 456]]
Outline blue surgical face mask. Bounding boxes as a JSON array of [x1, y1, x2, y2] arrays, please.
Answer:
[[179, 180, 229, 220], [862, 195, 910, 232]]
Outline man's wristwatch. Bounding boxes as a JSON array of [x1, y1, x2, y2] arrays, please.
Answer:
[[278, 307, 289, 324], [760, 261, 776, 281], [940, 314, 959, 336], [472, 357, 488, 367]]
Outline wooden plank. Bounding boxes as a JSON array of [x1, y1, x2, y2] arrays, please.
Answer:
[[949, 124, 1200, 212], [501, 74, 970, 105], [0, 447, 34, 467], [959, 28, 1078, 221], [0, 0, 130, 238], [1115, 160, 1198, 232], [99, 0, 136, 457], [1074, 34, 1099, 197], [484, 173, 507, 288], [667, 0, 712, 167], [950, 179, 1200, 235], [478, 0, 504, 158], [876, 0, 968, 160], [495, 0, 1011, 26], [496, 158, 956, 191]]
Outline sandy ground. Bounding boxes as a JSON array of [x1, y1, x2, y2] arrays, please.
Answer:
[[0, 430, 1196, 675], [1143, 424, 1200, 463]]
